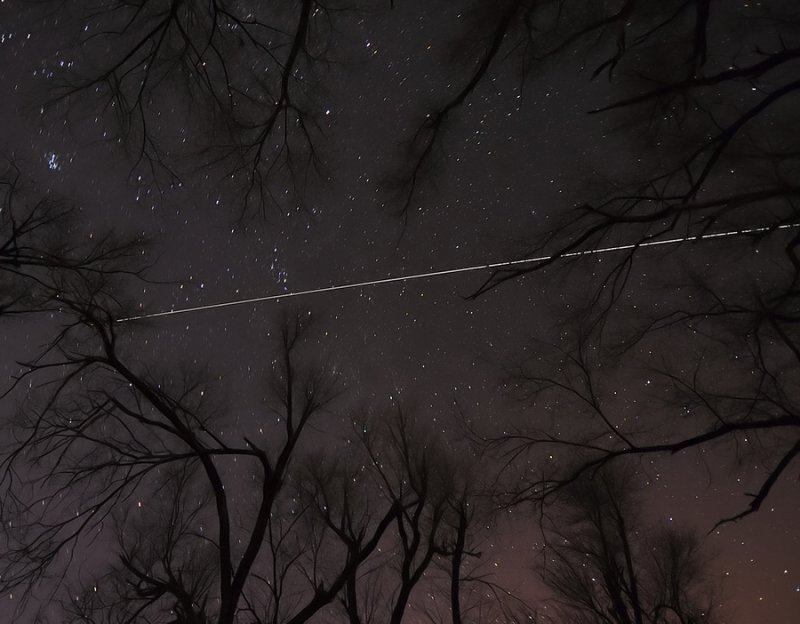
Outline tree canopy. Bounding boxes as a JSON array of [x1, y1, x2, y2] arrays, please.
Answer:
[[1, 1, 798, 622]]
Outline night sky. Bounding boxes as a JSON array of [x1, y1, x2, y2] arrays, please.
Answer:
[[1, 1, 798, 623]]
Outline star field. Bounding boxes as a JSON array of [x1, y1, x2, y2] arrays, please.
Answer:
[[0, 2, 798, 623]]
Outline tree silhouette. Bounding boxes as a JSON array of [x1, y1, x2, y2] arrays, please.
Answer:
[[294, 405, 527, 624], [4, 1, 798, 619], [403, 1, 800, 224], [0, 173, 369, 620], [38, 2, 800, 230], [451, 2, 800, 523], [539, 465, 717, 624], [0, 172, 525, 621], [0, 295, 423, 623], [0, 160, 149, 316], [43, 0, 339, 217], [485, 291, 799, 528]]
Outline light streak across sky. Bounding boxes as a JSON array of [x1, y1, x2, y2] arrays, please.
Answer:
[[116, 223, 799, 323]]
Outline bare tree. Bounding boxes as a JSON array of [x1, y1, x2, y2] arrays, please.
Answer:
[[1, 189, 402, 624], [483, 288, 799, 529], [1, 173, 524, 622], [0, 160, 149, 316], [39, 0, 351, 217], [399, 1, 800, 225], [539, 465, 717, 624], [0, 287, 358, 624], [29, 2, 800, 230], [432, 2, 800, 523], [313, 404, 530, 624]]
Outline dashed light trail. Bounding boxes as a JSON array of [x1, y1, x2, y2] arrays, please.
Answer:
[[117, 223, 798, 323]]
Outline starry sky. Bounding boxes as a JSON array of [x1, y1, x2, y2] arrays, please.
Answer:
[[1, 1, 798, 623]]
